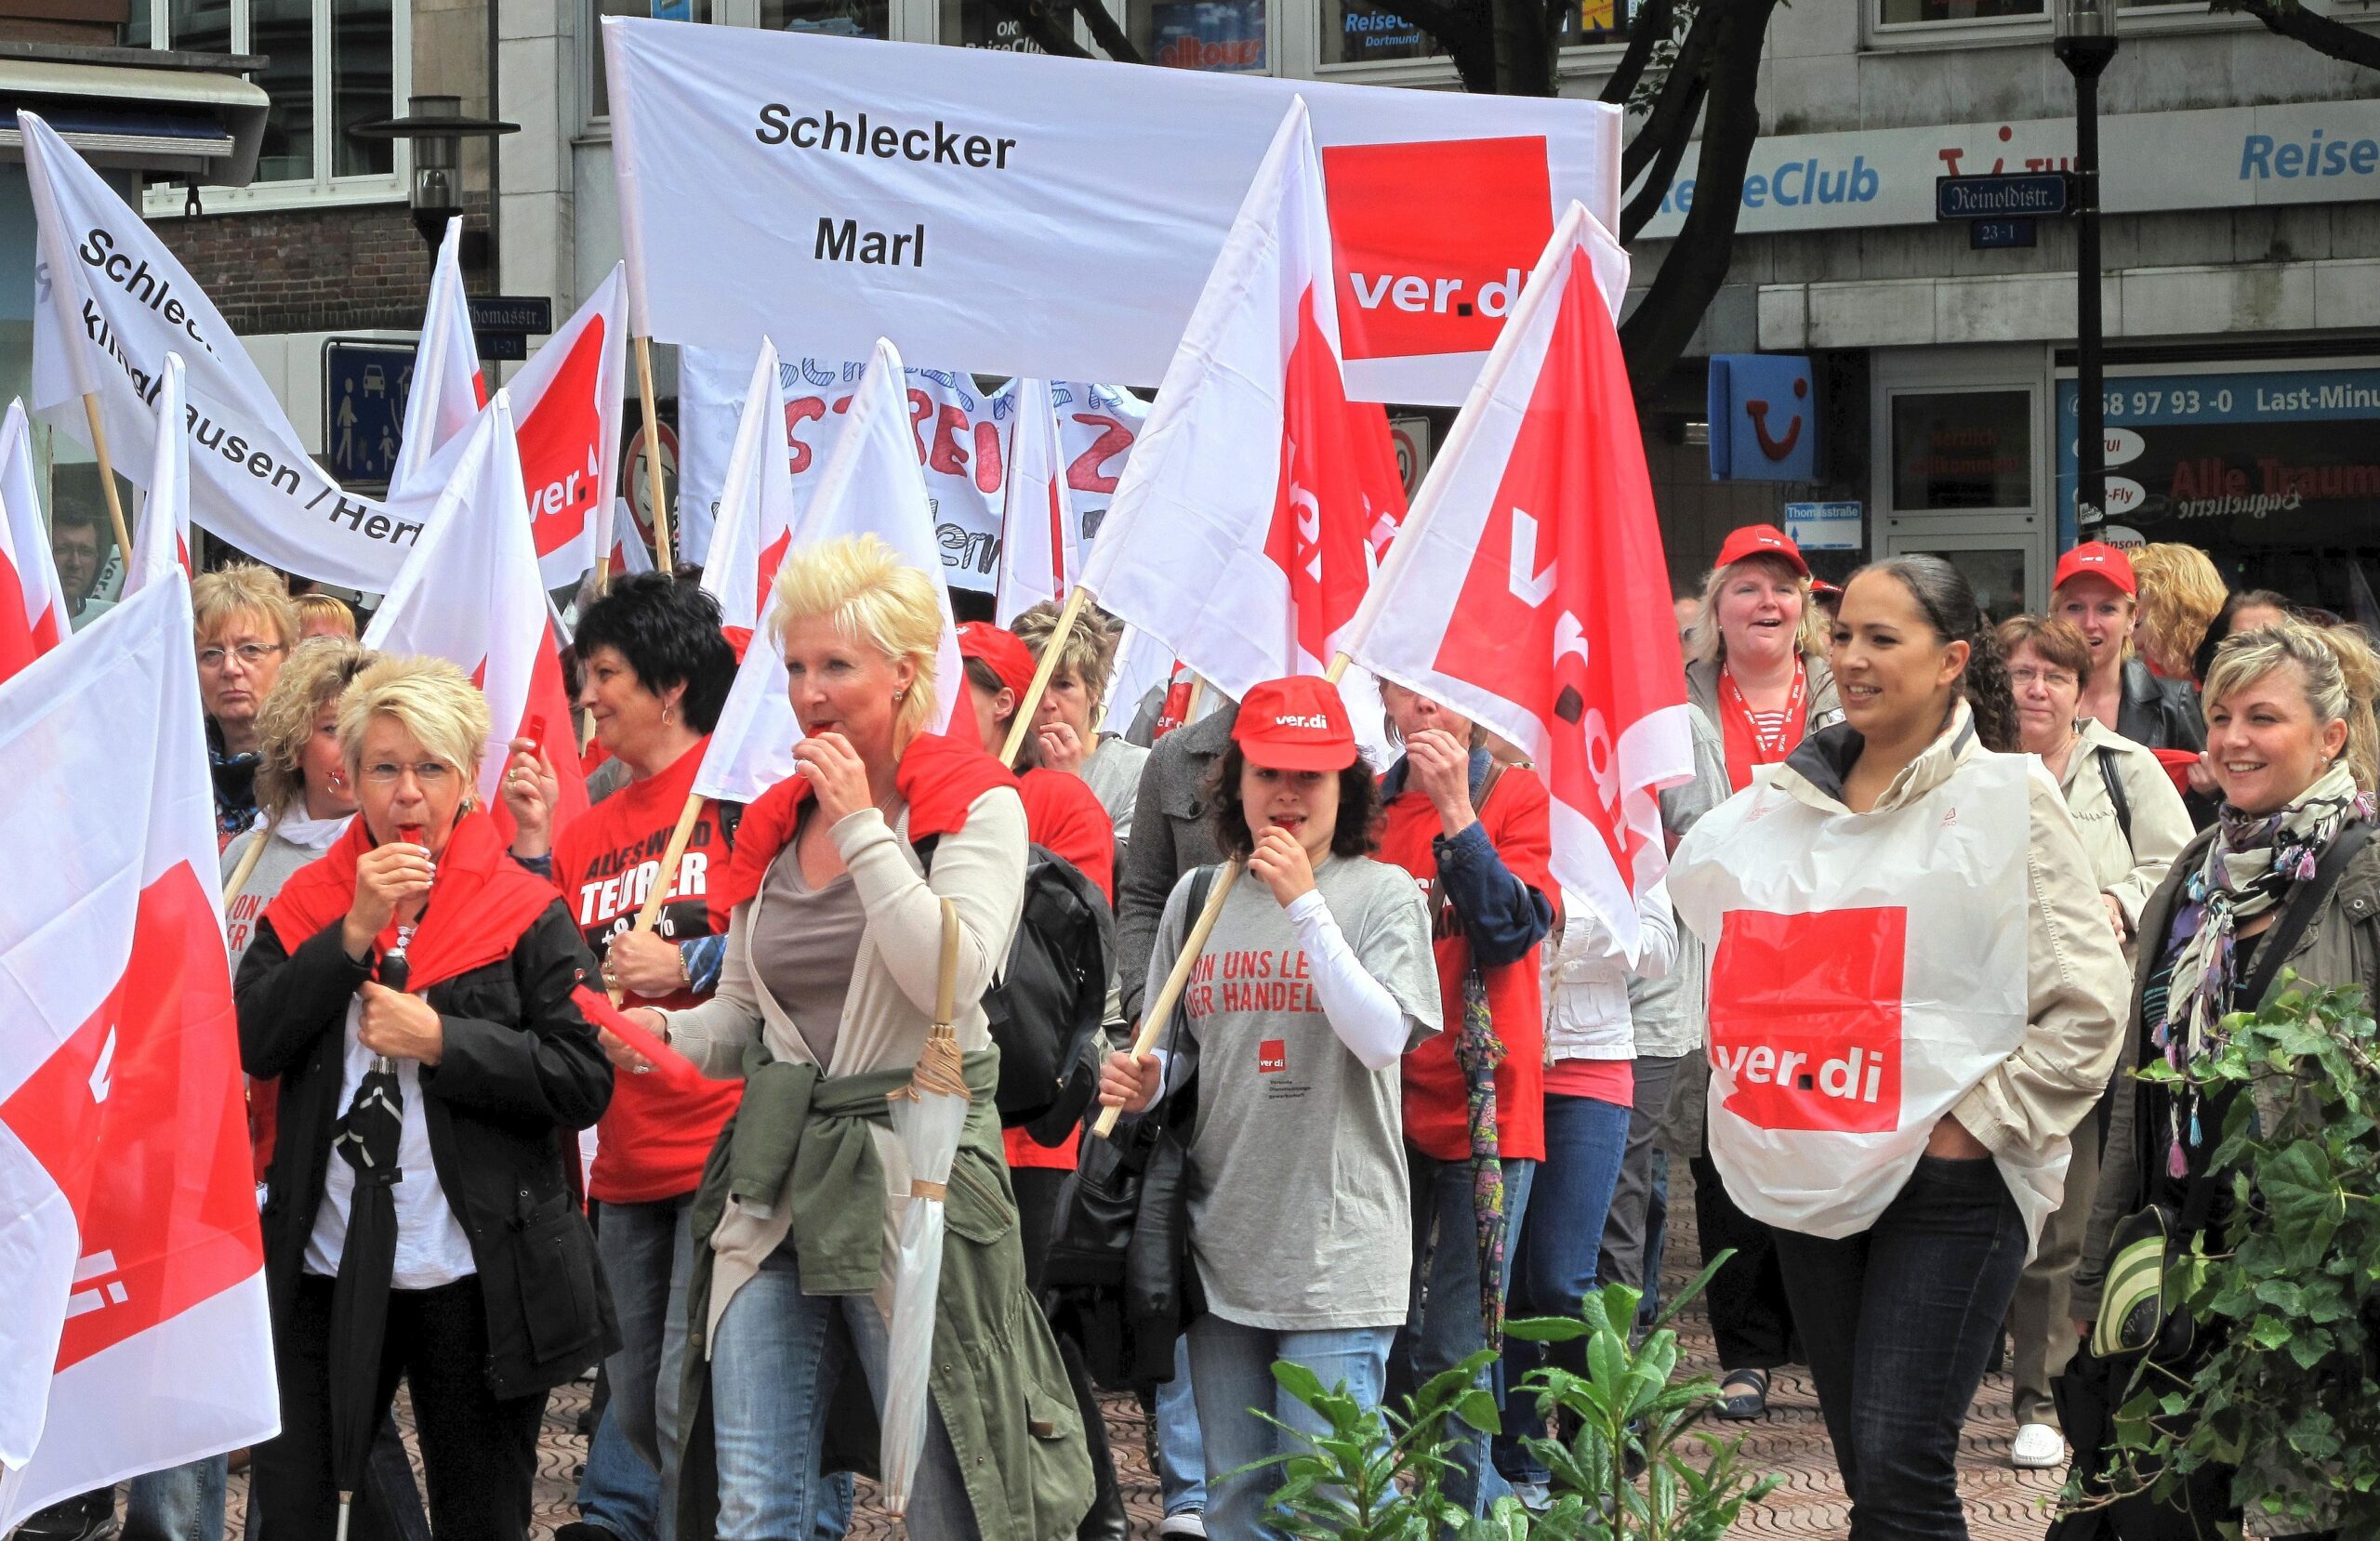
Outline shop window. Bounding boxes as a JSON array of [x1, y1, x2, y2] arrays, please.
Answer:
[[760, 0, 887, 36], [1878, 0, 2202, 26], [1891, 390, 2031, 511], [588, 0, 715, 122], [943, 0, 1046, 52], [1129, 0, 1268, 72], [1318, 0, 1631, 68], [129, 0, 403, 198]]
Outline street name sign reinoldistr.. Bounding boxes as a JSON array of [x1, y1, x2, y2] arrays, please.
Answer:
[[1935, 172, 2074, 220]]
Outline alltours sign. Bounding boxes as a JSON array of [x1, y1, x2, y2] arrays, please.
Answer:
[[602, 19, 1622, 406]]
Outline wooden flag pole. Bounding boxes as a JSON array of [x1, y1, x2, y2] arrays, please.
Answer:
[[1323, 652, 1352, 685], [591, 555, 612, 594], [610, 791, 707, 1006], [998, 583, 1095, 767], [83, 393, 131, 565], [1092, 855, 1244, 1139], [633, 336, 676, 575], [220, 824, 271, 912]]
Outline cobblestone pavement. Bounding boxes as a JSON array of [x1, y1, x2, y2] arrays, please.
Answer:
[[215, 1187, 2079, 1539]]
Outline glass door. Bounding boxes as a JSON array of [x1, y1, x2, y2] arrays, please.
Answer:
[[1881, 531, 2037, 624]]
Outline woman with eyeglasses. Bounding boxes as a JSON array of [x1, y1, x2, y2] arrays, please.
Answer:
[[193, 563, 299, 842], [237, 654, 614, 1541]]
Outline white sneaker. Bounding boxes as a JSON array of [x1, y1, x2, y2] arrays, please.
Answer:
[[1157, 1512, 1208, 1538], [2011, 1421, 2067, 1469], [1509, 1481, 1553, 1513]]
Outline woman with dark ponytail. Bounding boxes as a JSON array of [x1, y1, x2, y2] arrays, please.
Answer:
[[1671, 556, 2130, 1538]]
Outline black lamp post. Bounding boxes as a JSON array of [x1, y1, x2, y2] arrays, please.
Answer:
[[349, 94, 519, 255], [2056, 0, 2119, 533]]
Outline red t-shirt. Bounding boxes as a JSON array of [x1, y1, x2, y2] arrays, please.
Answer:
[[550, 740, 743, 1205], [1542, 1057, 1633, 1105]]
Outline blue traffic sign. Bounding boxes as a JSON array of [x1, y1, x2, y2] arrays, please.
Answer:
[[1936, 173, 2072, 220], [323, 338, 416, 488]]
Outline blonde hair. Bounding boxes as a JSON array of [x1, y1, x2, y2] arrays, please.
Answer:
[[293, 591, 357, 639], [2129, 543, 2228, 681], [192, 562, 298, 651], [337, 654, 491, 788], [768, 533, 942, 745], [1012, 599, 1121, 709], [255, 638, 375, 811], [2202, 618, 2380, 796], [1683, 553, 1830, 667]]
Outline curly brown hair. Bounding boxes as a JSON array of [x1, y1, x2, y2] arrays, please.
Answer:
[[254, 637, 375, 811], [1206, 741, 1383, 861]]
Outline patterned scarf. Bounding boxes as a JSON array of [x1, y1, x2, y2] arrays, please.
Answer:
[[2154, 759, 2368, 1174], [1451, 968, 1507, 1350]]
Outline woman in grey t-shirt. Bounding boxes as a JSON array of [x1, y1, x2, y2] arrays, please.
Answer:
[[1102, 677, 1441, 1540]]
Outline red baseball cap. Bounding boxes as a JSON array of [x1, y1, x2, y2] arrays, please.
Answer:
[[1713, 524, 1809, 577], [956, 622, 1037, 703], [1233, 677, 1359, 772], [2054, 541, 2136, 597]]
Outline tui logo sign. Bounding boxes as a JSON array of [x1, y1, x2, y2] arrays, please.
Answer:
[[1707, 353, 1818, 483]]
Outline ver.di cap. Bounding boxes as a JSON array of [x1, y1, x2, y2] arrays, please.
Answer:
[[1713, 523, 1809, 578], [2054, 541, 2136, 598], [1232, 677, 1358, 772]]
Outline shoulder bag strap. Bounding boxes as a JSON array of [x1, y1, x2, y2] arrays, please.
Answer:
[[2095, 744, 2135, 850]]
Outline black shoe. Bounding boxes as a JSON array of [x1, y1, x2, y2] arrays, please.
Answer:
[[11, 1491, 117, 1541], [1713, 1367, 1769, 1421], [551, 1525, 624, 1541]]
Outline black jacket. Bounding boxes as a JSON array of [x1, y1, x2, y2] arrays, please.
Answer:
[[2116, 656, 2206, 754], [235, 905, 617, 1400]]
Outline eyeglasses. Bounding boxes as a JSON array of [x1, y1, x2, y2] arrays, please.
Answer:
[[197, 641, 284, 670], [2008, 667, 2079, 691], [363, 761, 458, 788]]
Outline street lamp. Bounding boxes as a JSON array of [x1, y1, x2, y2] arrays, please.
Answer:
[[2056, 0, 2119, 533], [349, 95, 519, 254]]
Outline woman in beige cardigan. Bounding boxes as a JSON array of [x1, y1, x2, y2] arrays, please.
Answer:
[[620, 535, 1091, 1541]]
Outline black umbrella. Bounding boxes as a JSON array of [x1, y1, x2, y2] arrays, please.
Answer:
[[327, 923, 412, 1541]]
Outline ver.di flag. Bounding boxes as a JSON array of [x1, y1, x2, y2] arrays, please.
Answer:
[[696, 337, 962, 805], [696, 339, 799, 656], [20, 112, 420, 591], [0, 574, 275, 1527], [0, 403, 66, 683], [386, 216, 487, 501], [1346, 202, 1688, 959], [1077, 98, 1407, 709], [364, 394, 590, 836], [993, 378, 1075, 626], [120, 353, 191, 602]]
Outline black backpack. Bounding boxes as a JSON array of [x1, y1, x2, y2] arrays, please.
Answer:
[[915, 836, 1115, 1139]]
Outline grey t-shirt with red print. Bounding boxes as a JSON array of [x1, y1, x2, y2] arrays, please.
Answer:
[[1145, 854, 1440, 1331]]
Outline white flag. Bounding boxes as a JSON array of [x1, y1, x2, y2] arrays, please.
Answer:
[[21, 112, 416, 590], [696, 339, 798, 641], [121, 354, 190, 601], [0, 403, 67, 682], [363, 394, 589, 834], [0, 574, 276, 1526], [388, 216, 486, 501], [993, 378, 1077, 626], [695, 337, 962, 805]]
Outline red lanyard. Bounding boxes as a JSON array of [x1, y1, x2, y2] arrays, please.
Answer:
[[1721, 662, 1806, 763]]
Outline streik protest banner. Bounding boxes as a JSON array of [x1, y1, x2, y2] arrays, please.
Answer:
[[22, 112, 416, 592], [605, 20, 1621, 405], [677, 349, 1146, 596]]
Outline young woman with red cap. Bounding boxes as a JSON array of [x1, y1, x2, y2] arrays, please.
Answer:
[[1370, 679, 1554, 1520], [1100, 677, 1440, 1541], [1680, 522, 1843, 1418], [2052, 540, 2204, 752]]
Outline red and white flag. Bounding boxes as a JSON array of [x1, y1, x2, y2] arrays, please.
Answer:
[[695, 337, 961, 805], [0, 402, 66, 682], [1076, 98, 1407, 705], [993, 378, 1076, 627], [364, 393, 589, 836], [696, 339, 798, 654], [603, 498, 655, 580], [121, 353, 190, 601], [1347, 202, 1686, 958], [387, 217, 487, 502], [0, 574, 275, 1526]]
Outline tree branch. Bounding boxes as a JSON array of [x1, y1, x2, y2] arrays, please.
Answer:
[[2223, 0, 2380, 71], [974, 0, 1092, 57], [1620, 68, 1705, 240], [1068, 0, 1145, 65], [1619, 0, 1721, 188], [1620, 0, 1782, 392], [1399, 0, 1500, 93], [1599, 0, 1673, 105]]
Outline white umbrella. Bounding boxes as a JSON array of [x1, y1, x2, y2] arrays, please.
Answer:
[[879, 900, 972, 1514]]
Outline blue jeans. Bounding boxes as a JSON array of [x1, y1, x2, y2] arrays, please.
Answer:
[[123, 1457, 225, 1541], [578, 1196, 696, 1539], [1494, 1092, 1631, 1484], [1186, 1316, 1394, 1541], [1398, 1152, 1535, 1519], [1154, 1335, 1208, 1518], [708, 1239, 978, 1541], [1772, 1154, 2028, 1541], [581, 1399, 853, 1541]]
